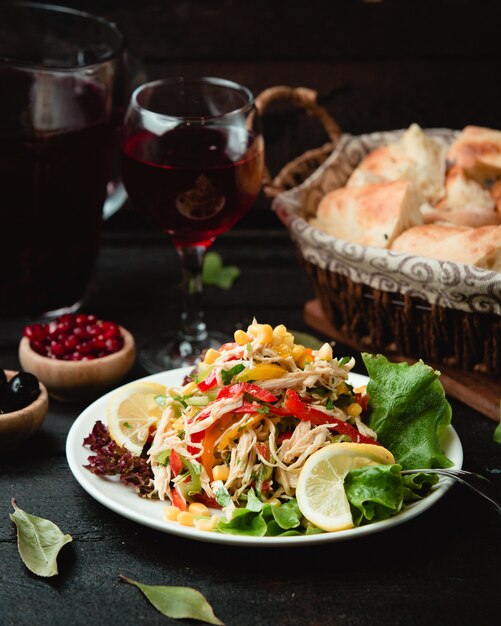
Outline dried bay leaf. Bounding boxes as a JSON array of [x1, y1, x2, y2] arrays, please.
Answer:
[[10, 498, 72, 577], [120, 575, 224, 625]]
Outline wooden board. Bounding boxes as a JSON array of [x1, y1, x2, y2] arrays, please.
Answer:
[[304, 298, 501, 422]]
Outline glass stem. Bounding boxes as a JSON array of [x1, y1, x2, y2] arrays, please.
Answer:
[[176, 245, 208, 343]]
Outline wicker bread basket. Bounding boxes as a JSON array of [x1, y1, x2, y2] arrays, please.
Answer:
[[255, 87, 501, 376]]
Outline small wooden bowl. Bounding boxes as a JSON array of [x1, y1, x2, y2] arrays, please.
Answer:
[[0, 370, 49, 448], [18, 326, 136, 402]]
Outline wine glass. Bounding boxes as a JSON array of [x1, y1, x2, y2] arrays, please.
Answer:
[[121, 77, 264, 372]]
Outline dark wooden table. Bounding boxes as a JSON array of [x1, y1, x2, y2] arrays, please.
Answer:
[[1, 1, 501, 623], [1, 218, 500, 626]]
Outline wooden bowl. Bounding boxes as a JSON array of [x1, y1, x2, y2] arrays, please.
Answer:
[[18, 326, 136, 402], [0, 370, 49, 448]]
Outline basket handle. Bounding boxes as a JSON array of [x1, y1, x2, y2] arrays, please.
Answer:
[[254, 86, 342, 198]]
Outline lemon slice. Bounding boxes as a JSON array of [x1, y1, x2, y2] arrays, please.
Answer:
[[296, 442, 395, 532], [107, 381, 167, 455]]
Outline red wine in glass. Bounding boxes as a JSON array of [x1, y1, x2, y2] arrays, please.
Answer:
[[120, 77, 264, 372], [121, 125, 263, 247]]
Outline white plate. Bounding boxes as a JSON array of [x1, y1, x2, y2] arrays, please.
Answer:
[[66, 367, 463, 547]]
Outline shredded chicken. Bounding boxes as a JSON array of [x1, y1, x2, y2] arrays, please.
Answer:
[[144, 320, 375, 514]]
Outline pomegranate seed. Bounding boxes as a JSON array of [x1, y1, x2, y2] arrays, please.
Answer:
[[73, 327, 88, 339], [23, 324, 45, 341], [31, 340, 46, 355], [79, 342, 92, 355], [64, 335, 79, 351], [24, 313, 123, 361], [102, 322, 120, 338], [56, 320, 73, 334], [91, 337, 107, 351], [50, 342, 65, 358], [105, 338, 121, 353], [86, 324, 100, 337]]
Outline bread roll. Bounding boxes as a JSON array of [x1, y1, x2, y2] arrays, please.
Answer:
[[447, 125, 501, 182], [390, 223, 501, 271], [423, 165, 500, 227], [347, 123, 446, 203], [311, 179, 423, 248]]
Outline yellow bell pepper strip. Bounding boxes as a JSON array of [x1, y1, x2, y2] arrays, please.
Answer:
[[235, 363, 287, 383], [284, 389, 379, 445], [216, 412, 264, 451], [216, 382, 278, 403]]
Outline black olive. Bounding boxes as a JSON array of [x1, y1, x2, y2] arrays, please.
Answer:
[[6, 372, 40, 411], [0, 373, 12, 413]]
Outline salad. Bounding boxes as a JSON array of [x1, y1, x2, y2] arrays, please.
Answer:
[[84, 320, 454, 537]]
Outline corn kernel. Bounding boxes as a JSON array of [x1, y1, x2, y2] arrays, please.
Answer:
[[256, 324, 273, 345], [234, 329, 251, 345], [274, 324, 288, 337], [182, 381, 198, 394], [273, 325, 288, 344], [177, 511, 194, 526], [189, 502, 210, 516], [282, 332, 295, 348], [212, 464, 230, 481], [317, 343, 333, 361], [164, 506, 180, 521], [354, 385, 367, 395], [247, 321, 260, 337], [274, 344, 291, 358], [204, 348, 220, 364], [291, 344, 305, 362], [194, 515, 219, 531], [346, 403, 362, 417]]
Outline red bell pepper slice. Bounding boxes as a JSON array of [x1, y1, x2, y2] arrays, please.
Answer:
[[187, 430, 205, 456], [355, 391, 370, 413], [197, 368, 218, 392], [170, 487, 187, 511], [169, 449, 183, 476], [256, 443, 269, 461], [284, 389, 379, 445], [276, 431, 293, 445], [216, 382, 277, 403], [219, 342, 239, 351], [193, 492, 220, 509]]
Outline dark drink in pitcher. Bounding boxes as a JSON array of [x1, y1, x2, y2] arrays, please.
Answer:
[[121, 125, 264, 247], [0, 71, 114, 317], [0, 2, 125, 320]]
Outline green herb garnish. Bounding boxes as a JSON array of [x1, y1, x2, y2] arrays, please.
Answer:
[[202, 251, 240, 290]]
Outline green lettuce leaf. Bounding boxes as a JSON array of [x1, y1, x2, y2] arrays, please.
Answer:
[[402, 472, 439, 503], [216, 495, 321, 537], [344, 464, 403, 525], [344, 464, 440, 526], [363, 354, 453, 469]]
